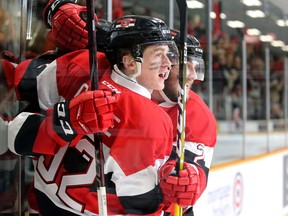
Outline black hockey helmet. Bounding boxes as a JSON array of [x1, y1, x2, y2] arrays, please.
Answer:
[[105, 15, 177, 66], [96, 19, 112, 52], [170, 29, 205, 81], [170, 29, 203, 58]]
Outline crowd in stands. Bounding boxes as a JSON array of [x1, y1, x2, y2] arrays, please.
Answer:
[[188, 18, 286, 121]]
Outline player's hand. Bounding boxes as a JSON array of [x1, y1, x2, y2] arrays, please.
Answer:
[[159, 160, 200, 208], [46, 90, 118, 146], [48, 3, 97, 51], [68, 90, 117, 134]]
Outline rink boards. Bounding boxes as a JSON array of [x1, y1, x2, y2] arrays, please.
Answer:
[[193, 148, 288, 216]]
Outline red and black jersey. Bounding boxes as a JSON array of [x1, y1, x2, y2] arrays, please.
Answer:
[[159, 90, 217, 214], [14, 50, 63, 112], [9, 49, 173, 215], [160, 90, 216, 146]]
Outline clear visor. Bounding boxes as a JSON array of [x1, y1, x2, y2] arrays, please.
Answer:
[[187, 56, 205, 81], [166, 42, 179, 66], [140, 41, 179, 68]]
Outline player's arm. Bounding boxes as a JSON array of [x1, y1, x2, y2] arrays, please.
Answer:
[[8, 112, 44, 156], [14, 51, 59, 112], [8, 90, 117, 156], [10, 49, 113, 156]]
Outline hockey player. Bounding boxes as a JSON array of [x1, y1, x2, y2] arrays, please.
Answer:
[[153, 30, 217, 215], [6, 13, 114, 215], [13, 9, 112, 213], [8, 15, 178, 215], [2, 2, 111, 214], [13, 13, 111, 214]]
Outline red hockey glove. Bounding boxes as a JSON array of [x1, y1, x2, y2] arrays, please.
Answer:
[[159, 160, 201, 208], [46, 90, 118, 146], [47, 2, 97, 51]]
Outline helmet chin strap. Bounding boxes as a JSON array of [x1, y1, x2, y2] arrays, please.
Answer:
[[113, 57, 143, 82], [158, 89, 176, 104], [113, 64, 137, 83], [132, 60, 142, 79]]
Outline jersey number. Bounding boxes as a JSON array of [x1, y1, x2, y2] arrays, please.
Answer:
[[36, 138, 96, 212]]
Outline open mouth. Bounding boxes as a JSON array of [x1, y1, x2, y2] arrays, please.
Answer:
[[159, 71, 169, 79]]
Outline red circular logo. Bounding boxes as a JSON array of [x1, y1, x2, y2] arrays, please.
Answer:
[[233, 172, 243, 215]]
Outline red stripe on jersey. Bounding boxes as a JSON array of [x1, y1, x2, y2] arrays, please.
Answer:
[[33, 117, 60, 155]]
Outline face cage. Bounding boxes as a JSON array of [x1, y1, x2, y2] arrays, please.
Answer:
[[187, 56, 205, 81]]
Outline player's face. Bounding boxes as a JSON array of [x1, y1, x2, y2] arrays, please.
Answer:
[[186, 57, 198, 88], [162, 56, 198, 102], [136, 44, 172, 93]]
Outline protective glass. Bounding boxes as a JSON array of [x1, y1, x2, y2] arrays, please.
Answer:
[[187, 56, 205, 81]]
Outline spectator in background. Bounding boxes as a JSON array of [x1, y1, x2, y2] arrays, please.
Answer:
[[247, 56, 265, 119]]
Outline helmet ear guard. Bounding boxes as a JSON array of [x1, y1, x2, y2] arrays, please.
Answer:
[[131, 45, 143, 63]]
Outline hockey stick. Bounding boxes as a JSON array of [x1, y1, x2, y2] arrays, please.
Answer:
[[86, 0, 108, 215], [175, 0, 188, 215]]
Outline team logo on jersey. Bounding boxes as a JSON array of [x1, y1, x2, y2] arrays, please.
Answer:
[[101, 80, 121, 94], [116, 18, 136, 28], [171, 31, 177, 39]]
